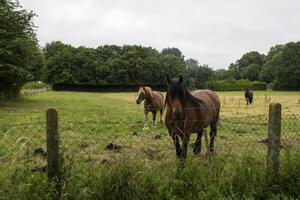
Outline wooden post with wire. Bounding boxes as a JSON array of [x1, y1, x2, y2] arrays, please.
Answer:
[[203, 129, 213, 174], [203, 129, 211, 160], [46, 108, 60, 188], [267, 103, 281, 181]]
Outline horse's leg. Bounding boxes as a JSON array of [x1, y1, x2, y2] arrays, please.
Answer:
[[152, 111, 157, 127], [169, 130, 181, 158], [144, 111, 149, 128], [180, 134, 190, 160], [209, 123, 217, 152], [193, 130, 203, 154], [159, 109, 163, 123], [174, 135, 182, 158]]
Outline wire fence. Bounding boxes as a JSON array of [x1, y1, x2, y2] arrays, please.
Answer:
[[0, 105, 300, 177]]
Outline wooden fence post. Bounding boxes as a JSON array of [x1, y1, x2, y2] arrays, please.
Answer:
[[46, 108, 60, 184], [203, 129, 211, 161], [267, 103, 281, 180]]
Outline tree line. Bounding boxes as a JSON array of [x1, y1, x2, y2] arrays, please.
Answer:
[[42, 41, 300, 91], [215, 43, 300, 91], [1, 0, 300, 100], [43, 42, 186, 86]]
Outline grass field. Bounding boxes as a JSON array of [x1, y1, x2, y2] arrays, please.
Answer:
[[0, 91, 300, 199]]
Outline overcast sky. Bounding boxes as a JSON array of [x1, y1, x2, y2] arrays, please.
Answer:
[[20, 0, 300, 69]]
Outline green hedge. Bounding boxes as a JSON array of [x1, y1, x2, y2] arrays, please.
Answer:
[[207, 79, 267, 91]]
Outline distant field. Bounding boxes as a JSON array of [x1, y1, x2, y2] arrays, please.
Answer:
[[1, 90, 300, 122], [0, 91, 300, 199]]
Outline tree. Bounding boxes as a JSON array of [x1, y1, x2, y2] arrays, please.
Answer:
[[44, 42, 77, 84], [159, 54, 186, 83], [185, 58, 198, 69], [236, 51, 266, 70], [259, 45, 284, 83], [228, 63, 239, 79], [161, 47, 184, 60], [266, 42, 300, 90], [185, 58, 214, 89], [214, 69, 231, 80], [0, 0, 42, 99], [232, 51, 266, 80], [240, 63, 260, 81]]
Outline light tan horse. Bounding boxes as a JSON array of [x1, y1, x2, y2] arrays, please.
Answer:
[[165, 75, 220, 160], [136, 86, 164, 127]]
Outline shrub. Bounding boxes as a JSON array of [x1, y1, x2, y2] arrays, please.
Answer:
[[22, 82, 50, 90], [207, 79, 267, 91]]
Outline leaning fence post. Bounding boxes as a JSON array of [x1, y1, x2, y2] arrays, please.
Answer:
[[267, 103, 281, 180], [46, 108, 60, 185]]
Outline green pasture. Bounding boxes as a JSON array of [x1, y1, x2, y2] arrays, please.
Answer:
[[0, 91, 300, 199]]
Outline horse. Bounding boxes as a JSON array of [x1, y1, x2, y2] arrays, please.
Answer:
[[136, 86, 164, 127], [245, 88, 253, 105], [165, 75, 220, 160]]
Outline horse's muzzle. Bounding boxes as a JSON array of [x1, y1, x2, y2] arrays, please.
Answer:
[[136, 100, 140, 104]]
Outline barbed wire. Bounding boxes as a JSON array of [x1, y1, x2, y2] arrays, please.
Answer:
[[1, 113, 300, 126]]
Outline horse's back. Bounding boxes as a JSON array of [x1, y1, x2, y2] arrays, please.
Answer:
[[192, 90, 220, 104], [191, 90, 220, 118], [245, 90, 254, 96], [151, 91, 164, 110], [250, 90, 254, 97]]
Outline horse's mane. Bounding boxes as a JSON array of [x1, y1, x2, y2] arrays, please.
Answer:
[[165, 81, 201, 109], [143, 86, 153, 99]]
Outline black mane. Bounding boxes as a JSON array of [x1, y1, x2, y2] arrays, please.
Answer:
[[165, 78, 201, 109]]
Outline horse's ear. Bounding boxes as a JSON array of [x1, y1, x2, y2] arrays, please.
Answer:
[[142, 86, 145, 90], [179, 75, 183, 84], [167, 75, 170, 84]]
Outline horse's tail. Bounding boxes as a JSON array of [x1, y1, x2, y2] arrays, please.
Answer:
[[215, 109, 220, 126], [163, 91, 169, 111], [158, 92, 165, 113]]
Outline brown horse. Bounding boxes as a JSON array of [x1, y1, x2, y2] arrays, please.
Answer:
[[165, 75, 220, 159], [136, 86, 164, 127]]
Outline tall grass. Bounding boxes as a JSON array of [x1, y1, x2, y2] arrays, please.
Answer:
[[1, 152, 299, 199]]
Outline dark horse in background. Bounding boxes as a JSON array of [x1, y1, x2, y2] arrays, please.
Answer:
[[245, 88, 254, 105], [165, 75, 220, 160], [136, 86, 164, 128]]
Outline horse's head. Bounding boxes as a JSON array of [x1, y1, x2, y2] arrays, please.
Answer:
[[166, 75, 186, 120], [136, 86, 146, 104], [136, 86, 153, 104]]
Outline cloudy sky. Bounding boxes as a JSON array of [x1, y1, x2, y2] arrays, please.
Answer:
[[20, 0, 300, 69]]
